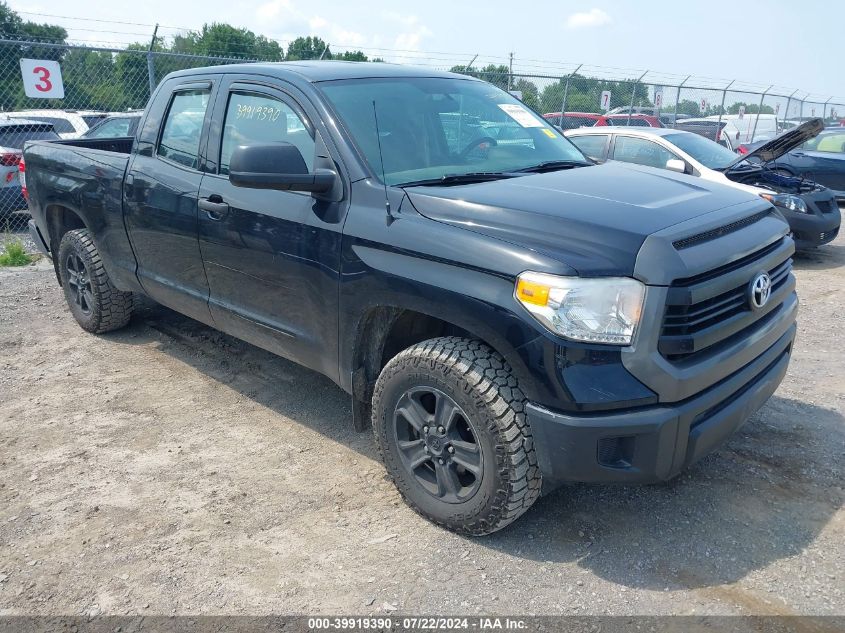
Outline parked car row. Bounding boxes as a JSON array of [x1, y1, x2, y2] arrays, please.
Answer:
[[566, 119, 841, 249], [543, 112, 664, 129], [0, 110, 141, 217], [0, 117, 61, 219]]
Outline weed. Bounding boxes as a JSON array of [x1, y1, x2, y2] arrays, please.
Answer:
[[0, 237, 33, 266]]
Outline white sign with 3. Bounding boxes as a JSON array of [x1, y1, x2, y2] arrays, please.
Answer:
[[20, 58, 65, 99]]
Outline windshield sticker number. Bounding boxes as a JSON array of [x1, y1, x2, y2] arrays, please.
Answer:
[[236, 103, 282, 122], [498, 104, 544, 128]]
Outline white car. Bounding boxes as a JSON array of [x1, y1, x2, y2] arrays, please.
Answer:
[[565, 122, 841, 249], [3, 110, 104, 139], [0, 118, 60, 217]]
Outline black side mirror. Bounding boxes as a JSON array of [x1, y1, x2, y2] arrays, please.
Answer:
[[229, 142, 335, 193]]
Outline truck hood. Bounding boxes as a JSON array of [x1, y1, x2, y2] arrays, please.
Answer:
[[405, 161, 760, 276], [724, 118, 824, 170]]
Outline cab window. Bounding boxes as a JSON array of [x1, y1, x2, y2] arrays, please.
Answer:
[[612, 136, 677, 169], [158, 90, 210, 169], [220, 92, 314, 175]]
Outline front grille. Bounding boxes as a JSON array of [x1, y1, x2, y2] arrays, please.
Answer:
[[820, 227, 839, 242], [659, 238, 794, 362]]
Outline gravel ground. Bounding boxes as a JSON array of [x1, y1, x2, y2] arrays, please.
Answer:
[[0, 232, 843, 618]]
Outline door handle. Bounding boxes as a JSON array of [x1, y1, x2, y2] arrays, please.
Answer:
[[199, 196, 230, 220]]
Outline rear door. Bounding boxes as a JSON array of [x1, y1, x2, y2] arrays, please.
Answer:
[[123, 77, 217, 324], [196, 76, 345, 379]]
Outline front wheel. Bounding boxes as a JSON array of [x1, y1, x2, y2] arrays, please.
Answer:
[[372, 337, 542, 535], [58, 229, 134, 333]]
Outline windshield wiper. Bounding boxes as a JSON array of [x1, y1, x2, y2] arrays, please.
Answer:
[[397, 172, 520, 187], [512, 159, 593, 173]]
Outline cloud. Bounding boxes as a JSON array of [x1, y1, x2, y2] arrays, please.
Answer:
[[256, 0, 296, 21], [565, 8, 611, 29], [254, 1, 365, 48], [309, 16, 327, 30]]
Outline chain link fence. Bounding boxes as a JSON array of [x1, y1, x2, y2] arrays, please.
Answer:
[[1, 39, 844, 250], [0, 39, 260, 243]]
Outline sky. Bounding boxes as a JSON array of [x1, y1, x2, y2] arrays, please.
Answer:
[[9, 0, 845, 100]]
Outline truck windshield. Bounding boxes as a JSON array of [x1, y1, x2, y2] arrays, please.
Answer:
[[319, 77, 588, 186], [663, 132, 741, 170]]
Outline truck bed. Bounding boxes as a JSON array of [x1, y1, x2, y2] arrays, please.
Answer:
[[23, 137, 138, 291], [38, 136, 135, 155]]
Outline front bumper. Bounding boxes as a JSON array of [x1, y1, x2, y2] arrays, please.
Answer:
[[784, 206, 841, 248], [527, 324, 795, 491]]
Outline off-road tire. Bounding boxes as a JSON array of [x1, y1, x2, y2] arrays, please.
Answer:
[[58, 229, 134, 333], [372, 337, 542, 535]]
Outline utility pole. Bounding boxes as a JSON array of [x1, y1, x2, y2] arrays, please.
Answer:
[[147, 24, 159, 98], [508, 52, 513, 91]]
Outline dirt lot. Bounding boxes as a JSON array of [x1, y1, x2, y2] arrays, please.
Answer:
[[1, 233, 843, 618]]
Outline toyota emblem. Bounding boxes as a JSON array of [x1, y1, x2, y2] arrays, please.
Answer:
[[749, 272, 772, 309]]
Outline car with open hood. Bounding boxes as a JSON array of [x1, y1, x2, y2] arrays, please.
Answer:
[[566, 119, 840, 249], [766, 127, 845, 204]]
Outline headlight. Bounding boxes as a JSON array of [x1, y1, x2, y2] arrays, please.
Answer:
[[515, 272, 645, 345], [760, 192, 808, 214]]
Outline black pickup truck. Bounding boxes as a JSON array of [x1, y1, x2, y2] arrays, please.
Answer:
[[23, 62, 798, 535]]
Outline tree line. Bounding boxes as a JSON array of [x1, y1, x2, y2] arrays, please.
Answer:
[[0, 2, 378, 111], [0, 2, 784, 118]]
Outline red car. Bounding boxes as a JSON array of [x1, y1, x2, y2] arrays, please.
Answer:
[[544, 112, 663, 129]]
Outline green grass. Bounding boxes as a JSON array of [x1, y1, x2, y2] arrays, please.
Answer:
[[0, 237, 34, 267]]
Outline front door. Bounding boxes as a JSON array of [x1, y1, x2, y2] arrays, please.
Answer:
[[196, 79, 344, 380]]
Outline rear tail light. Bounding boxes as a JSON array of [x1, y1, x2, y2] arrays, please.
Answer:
[[737, 145, 749, 155], [18, 157, 27, 200], [1, 152, 21, 167]]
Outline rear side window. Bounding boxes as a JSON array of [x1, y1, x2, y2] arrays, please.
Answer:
[[88, 117, 136, 139], [612, 136, 677, 169], [219, 92, 314, 175], [18, 116, 74, 134], [568, 134, 609, 161], [158, 90, 210, 169], [0, 126, 60, 149]]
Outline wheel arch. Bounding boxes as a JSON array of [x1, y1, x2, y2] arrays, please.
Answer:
[[45, 204, 88, 285], [347, 303, 541, 427]]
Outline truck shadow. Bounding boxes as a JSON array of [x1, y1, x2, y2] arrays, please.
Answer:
[[107, 300, 843, 593], [109, 298, 378, 458], [483, 395, 844, 591], [792, 239, 845, 270]]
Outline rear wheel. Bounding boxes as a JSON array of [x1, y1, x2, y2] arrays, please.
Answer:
[[372, 337, 541, 535], [58, 229, 134, 333]]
